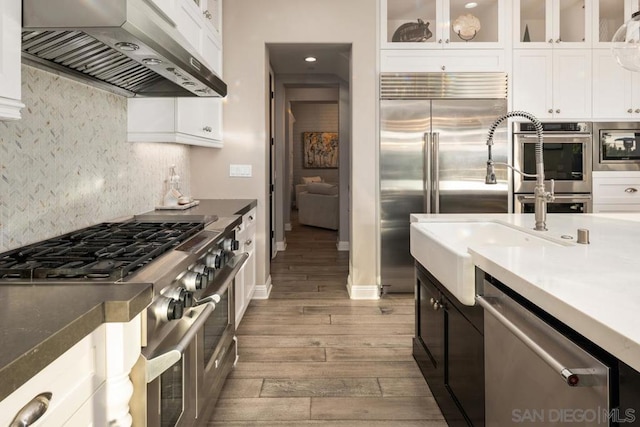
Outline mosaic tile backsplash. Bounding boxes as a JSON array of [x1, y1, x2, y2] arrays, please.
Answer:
[[0, 66, 192, 252]]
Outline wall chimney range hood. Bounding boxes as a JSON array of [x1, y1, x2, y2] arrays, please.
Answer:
[[22, 0, 227, 98]]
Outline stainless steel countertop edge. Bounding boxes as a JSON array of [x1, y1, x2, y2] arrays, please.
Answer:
[[0, 283, 152, 402]]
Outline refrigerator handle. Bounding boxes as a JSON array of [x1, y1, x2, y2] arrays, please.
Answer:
[[432, 132, 440, 214], [423, 132, 431, 213]]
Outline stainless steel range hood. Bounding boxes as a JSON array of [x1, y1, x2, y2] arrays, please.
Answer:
[[22, 0, 227, 98]]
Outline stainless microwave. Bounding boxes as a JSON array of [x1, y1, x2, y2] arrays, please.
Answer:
[[593, 122, 640, 171]]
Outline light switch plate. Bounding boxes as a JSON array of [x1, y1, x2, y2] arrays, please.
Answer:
[[229, 164, 252, 177]]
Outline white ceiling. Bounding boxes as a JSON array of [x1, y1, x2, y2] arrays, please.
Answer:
[[267, 43, 351, 81]]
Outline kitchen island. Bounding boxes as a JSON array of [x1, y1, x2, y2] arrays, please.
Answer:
[[410, 212, 640, 426]]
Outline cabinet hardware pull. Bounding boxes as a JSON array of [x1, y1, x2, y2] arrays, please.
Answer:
[[203, 126, 212, 132], [555, 109, 560, 114], [555, 39, 561, 43], [635, 109, 640, 114], [548, 109, 553, 114], [628, 108, 633, 113], [245, 239, 252, 246], [10, 392, 52, 427], [445, 39, 449, 44], [548, 39, 553, 43], [203, 10, 212, 19], [249, 215, 254, 221], [476, 296, 588, 387], [625, 187, 638, 193], [438, 39, 443, 44], [441, 65, 446, 71]]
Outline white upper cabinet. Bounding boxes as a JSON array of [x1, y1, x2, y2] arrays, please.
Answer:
[[128, 98, 223, 147], [127, 0, 224, 147], [145, 0, 178, 24], [382, 0, 506, 49], [175, 0, 222, 75], [592, 0, 635, 48], [0, 0, 24, 121], [592, 48, 640, 119], [514, 0, 592, 48], [512, 49, 592, 119]]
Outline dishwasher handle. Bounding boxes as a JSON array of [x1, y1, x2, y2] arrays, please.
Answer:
[[476, 295, 582, 387]]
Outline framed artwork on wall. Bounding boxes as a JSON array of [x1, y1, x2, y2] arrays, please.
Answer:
[[302, 132, 338, 168]]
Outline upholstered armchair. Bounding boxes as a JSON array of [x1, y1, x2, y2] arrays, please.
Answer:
[[297, 182, 339, 230]]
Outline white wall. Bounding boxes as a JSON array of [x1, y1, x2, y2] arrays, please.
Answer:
[[190, 0, 378, 298]]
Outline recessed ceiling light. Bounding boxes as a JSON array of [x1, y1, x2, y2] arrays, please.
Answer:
[[465, 2, 478, 8], [304, 56, 317, 62]]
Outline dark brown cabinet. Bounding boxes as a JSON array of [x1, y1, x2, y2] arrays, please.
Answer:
[[413, 262, 484, 426]]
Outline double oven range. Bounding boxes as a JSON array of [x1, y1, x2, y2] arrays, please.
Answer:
[[0, 214, 246, 426], [513, 121, 593, 214]]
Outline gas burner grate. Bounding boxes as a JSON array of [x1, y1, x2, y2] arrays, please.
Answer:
[[0, 221, 204, 281]]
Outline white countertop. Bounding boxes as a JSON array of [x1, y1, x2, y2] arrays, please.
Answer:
[[410, 212, 640, 372]]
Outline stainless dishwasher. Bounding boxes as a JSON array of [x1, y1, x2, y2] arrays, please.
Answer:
[[477, 280, 610, 426]]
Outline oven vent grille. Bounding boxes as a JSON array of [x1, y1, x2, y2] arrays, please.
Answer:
[[22, 30, 164, 95]]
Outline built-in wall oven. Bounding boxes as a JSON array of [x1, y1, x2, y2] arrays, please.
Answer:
[[513, 122, 593, 213], [593, 122, 640, 171]]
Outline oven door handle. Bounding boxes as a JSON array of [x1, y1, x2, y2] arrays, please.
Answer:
[[196, 252, 249, 306], [517, 134, 591, 140], [518, 194, 592, 202], [143, 302, 215, 383]]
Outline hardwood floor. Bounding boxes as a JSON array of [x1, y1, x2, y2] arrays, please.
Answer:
[[207, 213, 446, 426]]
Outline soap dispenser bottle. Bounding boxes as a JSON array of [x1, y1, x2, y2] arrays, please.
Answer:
[[163, 165, 183, 206]]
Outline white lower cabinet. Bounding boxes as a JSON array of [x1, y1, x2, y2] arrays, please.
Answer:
[[128, 97, 223, 147], [0, 326, 107, 426], [593, 171, 640, 213], [235, 207, 257, 326], [0, 316, 142, 426]]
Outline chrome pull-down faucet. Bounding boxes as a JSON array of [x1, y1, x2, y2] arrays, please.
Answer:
[[485, 111, 554, 231]]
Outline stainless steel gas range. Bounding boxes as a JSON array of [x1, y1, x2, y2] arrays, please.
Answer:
[[0, 215, 246, 426]]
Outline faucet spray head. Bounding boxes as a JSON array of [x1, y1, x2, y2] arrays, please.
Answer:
[[485, 161, 497, 185]]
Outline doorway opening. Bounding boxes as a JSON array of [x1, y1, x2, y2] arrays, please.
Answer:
[[267, 43, 352, 285]]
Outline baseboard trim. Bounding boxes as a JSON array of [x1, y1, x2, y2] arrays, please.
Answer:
[[284, 223, 292, 231], [252, 275, 273, 299], [346, 275, 380, 300], [276, 241, 287, 251], [336, 241, 349, 251]]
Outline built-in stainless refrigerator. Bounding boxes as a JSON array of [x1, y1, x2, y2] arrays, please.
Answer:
[[380, 73, 509, 293]]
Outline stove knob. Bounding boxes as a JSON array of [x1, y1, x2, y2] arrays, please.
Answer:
[[181, 271, 203, 291], [167, 287, 194, 308], [193, 264, 214, 283], [154, 296, 184, 322], [167, 298, 184, 320], [182, 290, 194, 308], [205, 249, 223, 269], [223, 238, 239, 252]]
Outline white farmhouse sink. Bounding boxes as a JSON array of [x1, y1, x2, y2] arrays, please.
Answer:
[[410, 221, 566, 306]]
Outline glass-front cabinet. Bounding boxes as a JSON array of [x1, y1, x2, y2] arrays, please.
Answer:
[[593, 0, 636, 47], [513, 0, 591, 48], [382, 0, 505, 49]]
